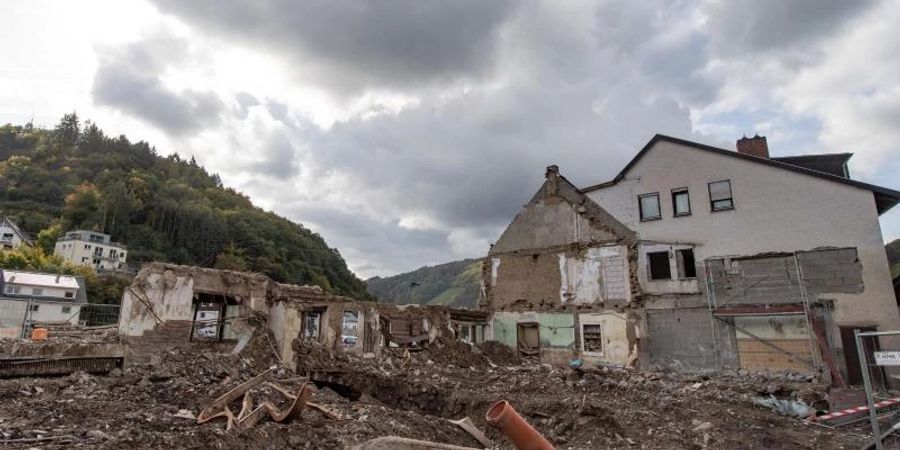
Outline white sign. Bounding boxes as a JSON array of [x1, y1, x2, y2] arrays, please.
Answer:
[[874, 351, 900, 366]]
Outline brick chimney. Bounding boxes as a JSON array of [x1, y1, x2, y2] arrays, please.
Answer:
[[545, 165, 559, 195], [736, 134, 769, 158]]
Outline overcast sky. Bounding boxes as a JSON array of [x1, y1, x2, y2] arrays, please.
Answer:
[[2, 0, 899, 278]]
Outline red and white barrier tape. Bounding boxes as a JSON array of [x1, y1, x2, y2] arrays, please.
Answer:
[[814, 397, 900, 422]]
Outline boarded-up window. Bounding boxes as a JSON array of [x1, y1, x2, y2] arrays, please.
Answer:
[[583, 324, 603, 354], [647, 251, 671, 280]]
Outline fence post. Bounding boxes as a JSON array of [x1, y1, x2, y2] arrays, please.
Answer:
[[19, 298, 32, 339], [856, 329, 883, 450]]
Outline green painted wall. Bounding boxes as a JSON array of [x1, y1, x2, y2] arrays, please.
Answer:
[[491, 312, 575, 349], [492, 315, 518, 348], [538, 313, 575, 349]]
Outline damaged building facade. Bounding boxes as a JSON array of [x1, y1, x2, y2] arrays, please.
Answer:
[[118, 263, 486, 368], [483, 134, 900, 384]]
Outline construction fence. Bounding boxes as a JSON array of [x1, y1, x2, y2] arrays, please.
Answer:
[[0, 297, 120, 339], [855, 330, 900, 450]]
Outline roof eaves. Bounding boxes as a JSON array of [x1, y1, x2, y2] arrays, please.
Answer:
[[579, 134, 900, 214]]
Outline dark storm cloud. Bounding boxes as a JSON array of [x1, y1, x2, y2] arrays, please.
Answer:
[[149, 0, 518, 95], [92, 33, 224, 135], [704, 0, 876, 55]]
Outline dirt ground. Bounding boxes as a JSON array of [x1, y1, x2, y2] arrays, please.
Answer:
[[0, 333, 875, 449]]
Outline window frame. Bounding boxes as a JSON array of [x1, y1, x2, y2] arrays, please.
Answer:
[[671, 187, 691, 217], [580, 322, 604, 356], [708, 180, 735, 212], [675, 248, 697, 280], [638, 192, 662, 221]]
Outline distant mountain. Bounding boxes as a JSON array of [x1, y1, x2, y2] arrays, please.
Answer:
[[366, 258, 482, 308]]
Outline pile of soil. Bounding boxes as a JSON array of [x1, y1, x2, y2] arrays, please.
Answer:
[[477, 340, 518, 366], [0, 332, 871, 449]]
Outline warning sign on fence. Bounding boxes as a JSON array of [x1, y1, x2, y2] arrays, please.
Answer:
[[874, 351, 900, 366]]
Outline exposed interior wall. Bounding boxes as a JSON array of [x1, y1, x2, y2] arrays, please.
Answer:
[[638, 242, 700, 295], [490, 197, 617, 254], [645, 307, 728, 371], [577, 311, 632, 366], [486, 244, 634, 311], [733, 315, 814, 373]]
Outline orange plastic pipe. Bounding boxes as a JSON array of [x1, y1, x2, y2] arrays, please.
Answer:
[[485, 400, 555, 450]]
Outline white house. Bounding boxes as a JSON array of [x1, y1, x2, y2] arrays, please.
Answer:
[[0, 269, 86, 338], [0, 217, 32, 250], [483, 134, 900, 385], [54, 230, 127, 271]]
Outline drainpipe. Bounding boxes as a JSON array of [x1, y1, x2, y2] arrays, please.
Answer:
[[485, 400, 555, 450]]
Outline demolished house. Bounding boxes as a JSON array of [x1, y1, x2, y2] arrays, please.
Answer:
[[483, 134, 900, 384], [118, 262, 487, 367]]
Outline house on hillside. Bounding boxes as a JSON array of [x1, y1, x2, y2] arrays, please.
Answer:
[[0, 217, 33, 249], [54, 230, 128, 272], [482, 134, 900, 385], [0, 269, 87, 338]]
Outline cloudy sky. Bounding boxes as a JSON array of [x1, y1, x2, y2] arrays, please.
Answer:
[[2, 0, 899, 278]]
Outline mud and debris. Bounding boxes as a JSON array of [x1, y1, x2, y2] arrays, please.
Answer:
[[0, 325, 874, 449]]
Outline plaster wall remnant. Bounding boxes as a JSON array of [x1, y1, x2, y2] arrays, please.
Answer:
[[119, 263, 484, 368]]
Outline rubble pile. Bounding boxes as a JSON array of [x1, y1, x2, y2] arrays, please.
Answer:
[[0, 333, 871, 449]]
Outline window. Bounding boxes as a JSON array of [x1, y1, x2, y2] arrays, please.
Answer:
[[64, 291, 74, 298], [32, 288, 43, 296], [1, 232, 13, 240], [582, 324, 603, 354], [708, 180, 734, 211], [29, 304, 39, 312], [6, 286, 20, 294], [672, 188, 691, 216], [342, 311, 359, 337], [303, 311, 322, 340], [110, 249, 118, 259], [94, 246, 103, 257], [61, 306, 71, 314], [676, 249, 697, 279], [84, 244, 91, 249], [647, 251, 671, 280], [638, 193, 662, 221]]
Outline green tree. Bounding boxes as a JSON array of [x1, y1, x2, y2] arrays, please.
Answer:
[[35, 223, 63, 255], [214, 243, 249, 272]]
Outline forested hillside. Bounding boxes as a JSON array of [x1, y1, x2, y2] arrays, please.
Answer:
[[0, 114, 370, 299], [366, 258, 482, 308], [888, 239, 900, 280]]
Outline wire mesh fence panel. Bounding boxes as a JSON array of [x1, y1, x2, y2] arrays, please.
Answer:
[[78, 304, 121, 327], [856, 331, 900, 450], [0, 298, 120, 338], [0, 298, 30, 338]]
